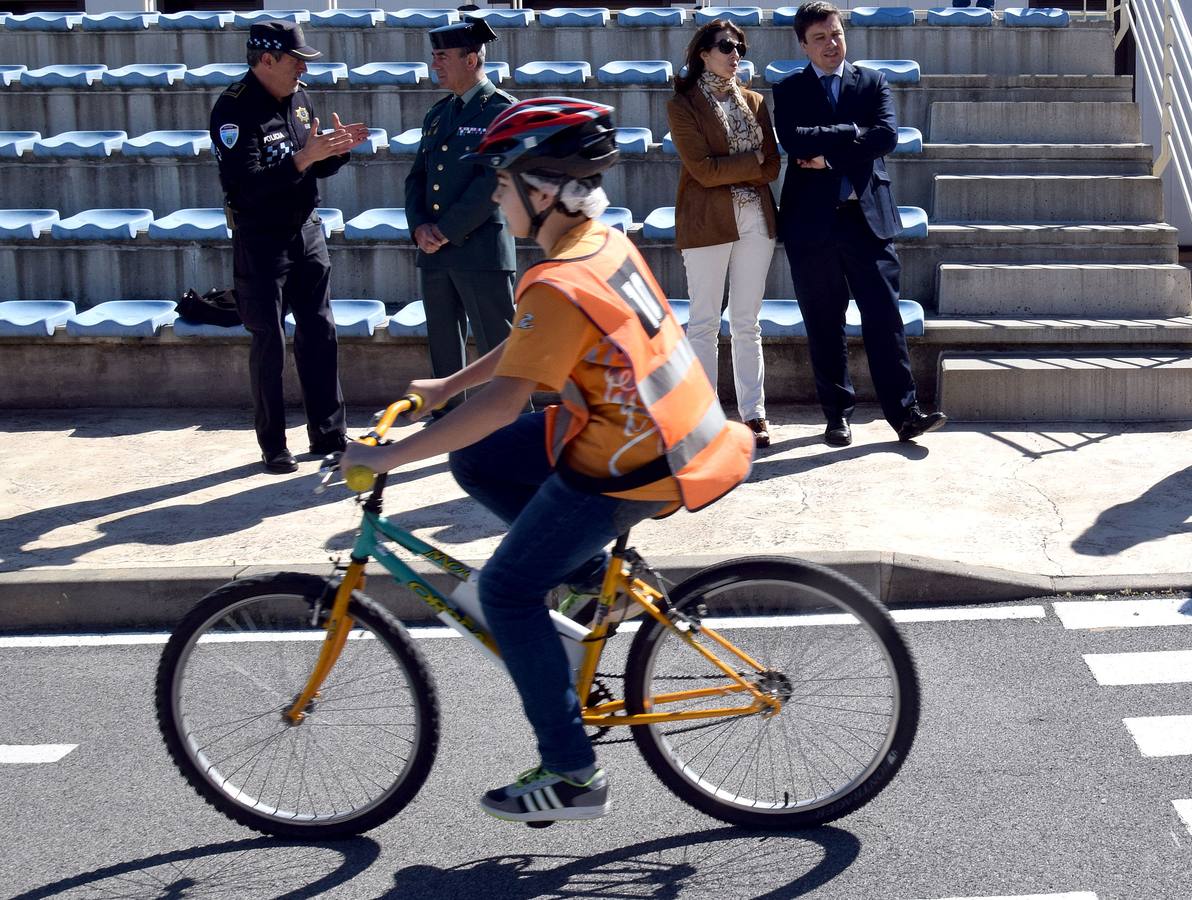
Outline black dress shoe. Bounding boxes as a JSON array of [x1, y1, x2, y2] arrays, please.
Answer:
[[262, 449, 298, 473], [824, 418, 852, 447], [309, 432, 347, 455], [897, 406, 948, 442]]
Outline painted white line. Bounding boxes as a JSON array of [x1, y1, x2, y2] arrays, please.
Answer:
[[909, 893, 1098, 900], [1174, 799, 1192, 837], [0, 633, 169, 648], [1053, 597, 1192, 630], [1123, 715, 1192, 757], [1083, 650, 1192, 685], [892, 605, 1046, 623], [0, 744, 77, 764]]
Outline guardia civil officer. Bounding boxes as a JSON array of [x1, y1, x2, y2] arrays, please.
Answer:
[[405, 20, 517, 415], [210, 21, 369, 473]]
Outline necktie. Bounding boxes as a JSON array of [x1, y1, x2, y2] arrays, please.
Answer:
[[820, 73, 838, 110]]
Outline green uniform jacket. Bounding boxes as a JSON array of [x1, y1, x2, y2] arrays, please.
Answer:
[[404, 80, 517, 272]]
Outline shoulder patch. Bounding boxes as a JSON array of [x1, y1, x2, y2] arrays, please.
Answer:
[[221, 82, 246, 99], [492, 88, 517, 105]]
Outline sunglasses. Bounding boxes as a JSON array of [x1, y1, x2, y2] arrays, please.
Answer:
[[712, 39, 747, 57]]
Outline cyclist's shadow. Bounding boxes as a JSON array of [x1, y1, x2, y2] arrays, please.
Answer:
[[385, 824, 860, 899]]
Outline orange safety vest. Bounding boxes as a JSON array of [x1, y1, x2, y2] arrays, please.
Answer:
[[518, 224, 754, 512]]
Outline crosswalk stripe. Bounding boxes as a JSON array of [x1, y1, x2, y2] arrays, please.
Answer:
[[909, 893, 1098, 900], [1174, 799, 1192, 837], [1083, 649, 1192, 685], [1053, 597, 1192, 630], [0, 744, 77, 764], [1123, 715, 1192, 757]]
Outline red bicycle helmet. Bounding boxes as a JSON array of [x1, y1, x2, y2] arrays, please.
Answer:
[[462, 96, 619, 178]]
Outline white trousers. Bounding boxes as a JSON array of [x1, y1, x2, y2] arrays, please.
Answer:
[[680, 202, 776, 421]]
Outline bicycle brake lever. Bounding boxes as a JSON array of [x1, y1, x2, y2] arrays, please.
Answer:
[[314, 452, 343, 495]]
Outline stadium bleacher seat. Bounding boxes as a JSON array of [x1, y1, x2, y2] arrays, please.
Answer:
[[667, 298, 690, 326], [678, 60, 754, 82], [122, 131, 210, 157], [771, 7, 799, 26], [385, 9, 458, 28], [463, 9, 535, 27], [1004, 7, 1071, 26], [148, 209, 231, 241], [694, 7, 763, 26], [66, 300, 178, 337], [309, 9, 383, 28], [615, 127, 653, 153], [845, 298, 925, 336], [539, 8, 610, 27], [81, 12, 158, 31], [661, 132, 676, 155], [897, 206, 929, 239], [896, 126, 924, 154], [184, 64, 248, 87], [0, 300, 76, 337], [317, 208, 345, 239], [4, 12, 82, 31], [600, 207, 633, 232], [927, 7, 994, 25], [172, 318, 249, 338], [344, 209, 410, 241], [642, 207, 675, 240], [597, 60, 672, 85], [0, 132, 40, 157], [351, 128, 389, 155], [286, 299, 387, 337], [765, 60, 805, 84], [514, 61, 591, 85], [34, 131, 127, 158], [101, 64, 187, 87], [157, 11, 232, 30], [303, 63, 349, 86], [849, 6, 917, 26], [349, 62, 428, 85], [388, 300, 428, 337], [0, 65, 26, 86], [51, 209, 154, 241], [0, 209, 59, 240], [21, 65, 106, 87], [855, 59, 921, 83], [618, 7, 685, 26], [233, 10, 311, 26], [754, 300, 804, 337], [389, 129, 422, 155]]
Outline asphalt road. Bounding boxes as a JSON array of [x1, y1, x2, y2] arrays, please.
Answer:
[[1, 596, 1189, 900]]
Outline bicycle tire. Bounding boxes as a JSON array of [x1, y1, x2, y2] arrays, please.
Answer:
[[624, 557, 919, 829], [156, 572, 440, 839]]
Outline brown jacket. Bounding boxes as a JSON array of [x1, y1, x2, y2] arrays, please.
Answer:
[[667, 86, 781, 250]]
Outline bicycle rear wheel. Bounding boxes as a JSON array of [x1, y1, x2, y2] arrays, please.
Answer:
[[156, 573, 439, 839], [624, 557, 918, 829]]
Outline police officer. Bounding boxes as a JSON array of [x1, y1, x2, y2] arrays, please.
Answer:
[[210, 21, 369, 473], [405, 20, 517, 415]]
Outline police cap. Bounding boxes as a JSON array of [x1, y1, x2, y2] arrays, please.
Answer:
[[247, 20, 322, 61], [428, 19, 499, 50]]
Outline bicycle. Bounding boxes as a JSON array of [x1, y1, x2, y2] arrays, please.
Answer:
[[156, 396, 921, 839]]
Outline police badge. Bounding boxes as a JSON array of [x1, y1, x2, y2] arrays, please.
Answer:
[[295, 107, 310, 125], [218, 123, 239, 149]]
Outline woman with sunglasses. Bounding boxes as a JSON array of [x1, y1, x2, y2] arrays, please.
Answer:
[[667, 20, 781, 448]]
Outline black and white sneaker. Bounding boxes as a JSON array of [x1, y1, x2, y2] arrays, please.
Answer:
[[480, 765, 609, 823]]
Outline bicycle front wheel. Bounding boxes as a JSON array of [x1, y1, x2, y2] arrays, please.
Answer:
[[156, 573, 439, 839], [625, 557, 919, 829]]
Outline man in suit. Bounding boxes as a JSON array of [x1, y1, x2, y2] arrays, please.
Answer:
[[774, 1, 945, 446], [406, 20, 517, 416]]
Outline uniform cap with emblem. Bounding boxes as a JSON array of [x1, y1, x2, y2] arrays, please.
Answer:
[[247, 20, 322, 60], [428, 19, 499, 50]]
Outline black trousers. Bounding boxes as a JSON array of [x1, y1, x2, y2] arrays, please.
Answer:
[[786, 203, 917, 428], [233, 216, 346, 454]]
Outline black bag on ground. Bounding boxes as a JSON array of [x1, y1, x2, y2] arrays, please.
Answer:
[[178, 288, 241, 327]]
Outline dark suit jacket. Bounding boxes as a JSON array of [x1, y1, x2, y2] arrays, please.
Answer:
[[773, 62, 901, 243], [404, 79, 517, 272]]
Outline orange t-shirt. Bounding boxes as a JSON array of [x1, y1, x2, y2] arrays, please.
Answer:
[[494, 219, 681, 504]]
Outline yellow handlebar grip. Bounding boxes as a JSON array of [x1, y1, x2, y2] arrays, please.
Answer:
[[344, 465, 376, 493]]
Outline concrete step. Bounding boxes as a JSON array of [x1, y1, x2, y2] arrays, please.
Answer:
[[927, 316, 1192, 346], [933, 175, 1165, 224], [939, 352, 1192, 420], [937, 263, 1192, 316], [929, 101, 1141, 143]]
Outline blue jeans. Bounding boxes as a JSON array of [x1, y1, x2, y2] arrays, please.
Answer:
[[449, 412, 668, 772]]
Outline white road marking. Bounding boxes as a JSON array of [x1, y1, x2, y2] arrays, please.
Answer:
[[1083, 649, 1192, 685], [909, 893, 1098, 900], [0, 744, 77, 764], [1053, 597, 1192, 630], [1174, 799, 1192, 837], [1123, 715, 1192, 757]]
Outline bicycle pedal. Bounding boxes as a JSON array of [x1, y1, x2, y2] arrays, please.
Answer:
[[527, 820, 555, 829]]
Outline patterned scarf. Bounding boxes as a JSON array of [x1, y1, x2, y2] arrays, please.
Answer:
[[697, 70, 765, 211]]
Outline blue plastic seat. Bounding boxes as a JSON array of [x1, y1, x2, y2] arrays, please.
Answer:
[[101, 64, 187, 87], [51, 209, 154, 241], [765, 60, 805, 84], [388, 300, 427, 337], [694, 7, 762, 26], [849, 6, 916, 26], [4, 12, 82, 31], [317, 208, 344, 239], [642, 207, 675, 240], [385, 9, 458, 28], [34, 131, 127, 158], [172, 318, 249, 338], [0, 300, 76, 337], [1, 65, 28, 86], [148, 209, 231, 241], [0, 131, 40, 157], [122, 130, 211, 157], [81, 12, 158, 31], [349, 62, 428, 85], [184, 64, 248, 86], [0, 209, 59, 240], [754, 300, 805, 337], [233, 10, 310, 26], [897, 206, 928, 240], [309, 9, 383, 28], [285, 299, 387, 337], [927, 7, 994, 25], [351, 128, 389, 155], [344, 209, 410, 241], [389, 129, 422, 155], [771, 7, 800, 26], [895, 126, 923, 154], [539, 8, 610, 27], [598, 60, 672, 85], [21, 65, 107, 87], [158, 11, 233, 30], [1004, 7, 1070, 26], [514, 61, 591, 86], [303, 63, 349, 85], [615, 127, 653, 153], [618, 7, 685, 26], [855, 59, 921, 83], [600, 207, 633, 232], [667, 299, 690, 327], [678, 60, 754, 83], [845, 298, 924, 337], [661, 132, 677, 155], [66, 300, 178, 337], [463, 9, 535, 27]]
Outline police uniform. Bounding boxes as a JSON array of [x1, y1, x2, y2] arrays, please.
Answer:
[[404, 20, 517, 405], [210, 21, 349, 468]]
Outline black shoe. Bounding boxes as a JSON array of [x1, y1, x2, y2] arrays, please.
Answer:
[[824, 418, 852, 447], [309, 432, 347, 455], [262, 449, 298, 473], [897, 406, 947, 442]]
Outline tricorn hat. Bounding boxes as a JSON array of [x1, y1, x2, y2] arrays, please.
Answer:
[[428, 19, 499, 50]]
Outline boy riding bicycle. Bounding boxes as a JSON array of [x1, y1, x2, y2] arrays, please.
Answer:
[[340, 98, 753, 823]]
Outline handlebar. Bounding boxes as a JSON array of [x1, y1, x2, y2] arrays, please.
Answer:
[[342, 393, 425, 493]]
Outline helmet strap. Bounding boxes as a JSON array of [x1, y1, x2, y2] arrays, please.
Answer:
[[513, 174, 553, 242]]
